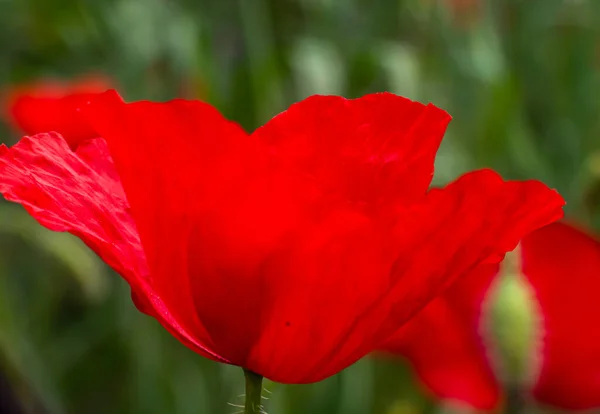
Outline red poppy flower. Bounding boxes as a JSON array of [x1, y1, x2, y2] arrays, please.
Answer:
[[381, 221, 600, 411], [2, 74, 112, 149], [0, 90, 564, 384]]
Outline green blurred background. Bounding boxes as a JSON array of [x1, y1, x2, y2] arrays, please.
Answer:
[[0, 0, 599, 413]]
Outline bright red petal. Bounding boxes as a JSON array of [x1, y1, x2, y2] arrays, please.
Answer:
[[83, 90, 309, 366], [522, 222, 600, 410], [244, 206, 389, 382], [0, 133, 142, 279], [3, 75, 111, 148], [380, 264, 501, 410], [0, 132, 226, 363], [309, 169, 564, 382], [253, 93, 451, 209]]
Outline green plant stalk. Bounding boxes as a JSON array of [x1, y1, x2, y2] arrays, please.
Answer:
[[505, 385, 527, 414], [243, 369, 264, 414]]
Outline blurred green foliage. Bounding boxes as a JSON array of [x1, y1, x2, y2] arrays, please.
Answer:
[[1, 0, 600, 413]]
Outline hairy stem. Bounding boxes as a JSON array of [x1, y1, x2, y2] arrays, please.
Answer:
[[243, 369, 264, 414]]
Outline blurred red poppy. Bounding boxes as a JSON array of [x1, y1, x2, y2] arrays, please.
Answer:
[[2, 74, 112, 149], [422, 0, 481, 27], [381, 221, 600, 411], [381, 263, 501, 410], [0, 90, 564, 383], [446, 0, 479, 13]]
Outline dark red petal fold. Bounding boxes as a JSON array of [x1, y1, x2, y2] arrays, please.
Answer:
[[3, 75, 111, 148], [253, 93, 451, 207], [522, 222, 600, 410], [381, 264, 501, 410], [0, 132, 226, 363], [310, 170, 564, 382]]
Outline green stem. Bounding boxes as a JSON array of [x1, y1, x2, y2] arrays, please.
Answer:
[[243, 369, 264, 414], [505, 385, 526, 414]]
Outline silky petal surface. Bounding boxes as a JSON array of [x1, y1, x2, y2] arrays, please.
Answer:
[[380, 264, 501, 410], [523, 222, 600, 410], [83, 90, 293, 366], [3, 75, 111, 148], [244, 206, 389, 381], [305, 170, 564, 383], [0, 132, 225, 363], [253, 93, 451, 210]]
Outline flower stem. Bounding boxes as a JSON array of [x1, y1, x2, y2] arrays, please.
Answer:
[[243, 369, 264, 414], [505, 385, 526, 414]]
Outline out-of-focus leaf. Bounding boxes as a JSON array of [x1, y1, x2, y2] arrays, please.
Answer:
[[291, 38, 344, 97], [0, 204, 107, 302], [378, 43, 420, 100], [0, 261, 67, 414], [338, 359, 373, 414]]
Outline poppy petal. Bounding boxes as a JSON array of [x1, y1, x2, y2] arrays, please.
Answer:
[[243, 205, 388, 382], [0, 132, 225, 363], [522, 222, 600, 410], [3, 75, 112, 148], [82, 90, 294, 365], [253, 93, 451, 207], [311, 169, 564, 382]]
